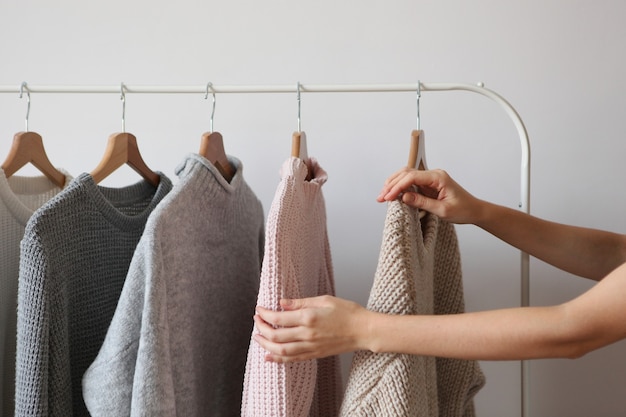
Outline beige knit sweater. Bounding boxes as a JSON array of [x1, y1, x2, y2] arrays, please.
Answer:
[[339, 200, 485, 417]]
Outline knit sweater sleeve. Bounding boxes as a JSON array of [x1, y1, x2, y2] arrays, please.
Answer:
[[16, 227, 71, 416], [82, 226, 176, 417]]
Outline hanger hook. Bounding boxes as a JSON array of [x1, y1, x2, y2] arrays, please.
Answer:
[[19, 81, 31, 132], [297, 81, 302, 132], [205, 82, 216, 132], [416, 80, 421, 131], [120, 82, 126, 133]]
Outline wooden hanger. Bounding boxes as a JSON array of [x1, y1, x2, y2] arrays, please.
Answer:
[[291, 131, 308, 162], [407, 129, 428, 218], [292, 131, 312, 181], [199, 83, 234, 182], [407, 129, 427, 170], [90, 132, 160, 187], [3, 82, 66, 187], [1, 131, 66, 187], [199, 131, 234, 182]]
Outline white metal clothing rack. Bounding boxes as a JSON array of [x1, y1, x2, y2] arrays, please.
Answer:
[[0, 81, 531, 417]]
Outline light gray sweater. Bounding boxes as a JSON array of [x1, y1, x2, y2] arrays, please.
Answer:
[[339, 201, 485, 417], [15, 172, 172, 417], [82, 154, 265, 417]]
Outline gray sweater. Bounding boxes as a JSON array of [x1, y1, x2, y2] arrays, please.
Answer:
[[15, 172, 172, 417], [0, 169, 72, 417], [82, 154, 265, 417]]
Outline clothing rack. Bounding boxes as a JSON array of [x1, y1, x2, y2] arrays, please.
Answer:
[[0, 81, 531, 417]]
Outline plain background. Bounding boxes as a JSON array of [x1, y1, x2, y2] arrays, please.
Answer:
[[1, 1, 626, 415]]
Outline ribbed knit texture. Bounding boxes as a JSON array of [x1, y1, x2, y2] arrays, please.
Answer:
[[0, 169, 72, 417], [241, 157, 342, 417], [82, 154, 265, 417], [15, 172, 172, 417], [339, 200, 485, 417]]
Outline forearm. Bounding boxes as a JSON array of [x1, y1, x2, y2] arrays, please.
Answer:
[[474, 200, 626, 280], [379, 168, 626, 280], [255, 264, 626, 363], [367, 262, 626, 360], [366, 305, 581, 361]]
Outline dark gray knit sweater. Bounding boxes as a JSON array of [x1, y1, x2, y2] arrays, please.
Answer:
[[15, 172, 172, 417]]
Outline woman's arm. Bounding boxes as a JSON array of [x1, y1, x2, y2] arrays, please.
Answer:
[[254, 262, 626, 362], [471, 201, 626, 280], [252, 167, 626, 363], [378, 168, 626, 280]]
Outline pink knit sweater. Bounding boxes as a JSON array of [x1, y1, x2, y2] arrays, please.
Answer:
[[241, 157, 342, 417]]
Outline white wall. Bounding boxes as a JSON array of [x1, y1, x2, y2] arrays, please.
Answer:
[[2, 1, 626, 415]]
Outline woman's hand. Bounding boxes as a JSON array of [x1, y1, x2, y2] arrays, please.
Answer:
[[253, 295, 373, 363], [377, 168, 483, 225]]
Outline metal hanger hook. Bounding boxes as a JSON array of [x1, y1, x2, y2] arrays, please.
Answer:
[[120, 82, 126, 132], [297, 81, 302, 132], [205, 82, 216, 132], [19, 81, 31, 132], [416, 80, 421, 131]]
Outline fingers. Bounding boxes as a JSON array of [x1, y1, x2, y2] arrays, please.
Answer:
[[377, 168, 442, 203], [255, 296, 327, 328], [401, 191, 425, 208], [256, 306, 302, 328], [253, 295, 345, 363], [253, 333, 317, 363], [279, 295, 330, 311], [253, 314, 303, 343], [278, 298, 304, 311], [381, 166, 412, 188], [253, 312, 317, 363], [254, 295, 333, 326], [376, 167, 412, 202]]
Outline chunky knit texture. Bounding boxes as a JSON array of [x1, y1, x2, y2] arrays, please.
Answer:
[[0, 169, 72, 417], [15, 172, 172, 417], [82, 154, 265, 417], [339, 200, 485, 417], [241, 157, 342, 417]]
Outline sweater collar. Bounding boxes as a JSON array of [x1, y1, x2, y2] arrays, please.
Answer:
[[78, 172, 173, 231], [0, 168, 72, 226], [175, 153, 243, 193]]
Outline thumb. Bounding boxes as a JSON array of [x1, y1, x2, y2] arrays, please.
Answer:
[[401, 191, 427, 208], [279, 298, 306, 311], [280, 296, 328, 311]]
